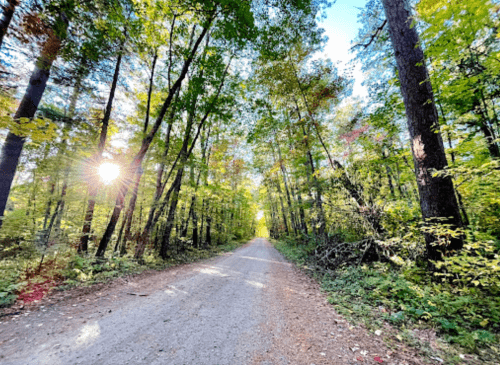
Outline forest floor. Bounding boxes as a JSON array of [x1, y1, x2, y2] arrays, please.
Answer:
[[0, 238, 436, 365]]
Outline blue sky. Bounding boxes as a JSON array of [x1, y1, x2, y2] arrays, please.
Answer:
[[319, 0, 368, 97]]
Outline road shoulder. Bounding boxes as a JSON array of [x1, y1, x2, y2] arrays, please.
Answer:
[[256, 239, 428, 365]]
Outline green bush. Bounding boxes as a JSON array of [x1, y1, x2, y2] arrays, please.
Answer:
[[0, 259, 29, 307], [273, 237, 316, 265], [323, 265, 500, 351]]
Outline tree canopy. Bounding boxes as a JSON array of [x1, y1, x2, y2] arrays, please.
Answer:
[[1, 0, 500, 356]]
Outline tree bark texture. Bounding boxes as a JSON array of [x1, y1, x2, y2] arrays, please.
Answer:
[[382, 0, 463, 260]]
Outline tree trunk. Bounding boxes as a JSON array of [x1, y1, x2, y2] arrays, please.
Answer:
[[382, 0, 463, 261], [79, 50, 123, 253], [200, 199, 206, 244], [274, 177, 289, 235], [181, 194, 195, 238], [0, 15, 67, 227], [479, 121, 500, 159], [119, 166, 143, 255], [143, 52, 158, 135], [295, 187, 308, 235], [205, 216, 212, 247], [192, 212, 199, 248], [275, 140, 298, 235], [135, 173, 177, 259], [50, 167, 70, 243], [133, 53, 230, 259], [114, 214, 126, 253], [43, 182, 56, 230], [178, 196, 188, 237], [159, 168, 184, 259], [301, 130, 326, 239], [0, 0, 18, 50]]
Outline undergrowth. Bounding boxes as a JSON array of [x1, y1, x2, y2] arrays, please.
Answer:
[[0, 239, 247, 308], [273, 237, 500, 363]]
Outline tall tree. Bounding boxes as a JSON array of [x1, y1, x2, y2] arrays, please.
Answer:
[[381, 0, 463, 261], [94, 20, 214, 258], [79, 43, 125, 253], [0, 9, 69, 228]]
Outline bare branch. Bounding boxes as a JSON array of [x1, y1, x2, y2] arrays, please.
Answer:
[[351, 20, 387, 50]]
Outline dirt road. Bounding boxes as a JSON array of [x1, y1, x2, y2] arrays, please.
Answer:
[[0, 239, 426, 365]]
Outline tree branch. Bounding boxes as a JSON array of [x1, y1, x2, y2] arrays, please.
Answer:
[[351, 20, 387, 50]]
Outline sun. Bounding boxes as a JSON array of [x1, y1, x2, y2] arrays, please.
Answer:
[[98, 162, 120, 184]]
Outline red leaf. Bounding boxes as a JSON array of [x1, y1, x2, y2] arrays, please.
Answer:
[[374, 357, 383, 363], [356, 356, 364, 362]]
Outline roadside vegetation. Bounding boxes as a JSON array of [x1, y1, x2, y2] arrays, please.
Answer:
[[0, 1, 499, 363], [260, 0, 500, 363], [1, 238, 247, 308], [274, 237, 500, 363], [0, 0, 324, 308]]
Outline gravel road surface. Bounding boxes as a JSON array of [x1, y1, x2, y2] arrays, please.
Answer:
[[0, 238, 429, 365]]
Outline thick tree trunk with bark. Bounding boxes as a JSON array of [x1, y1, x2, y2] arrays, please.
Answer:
[[382, 0, 463, 260], [0, 16, 67, 227]]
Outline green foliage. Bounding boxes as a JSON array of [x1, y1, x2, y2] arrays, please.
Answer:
[[0, 256, 36, 308], [0, 209, 36, 249], [0, 265, 26, 307], [435, 236, 500, 294], [273, 236, 316, 265], [0, 237, 248, 308], [61, 254, 141, 284], [274, 238, 500, 354], [323, 264, 500, 351]]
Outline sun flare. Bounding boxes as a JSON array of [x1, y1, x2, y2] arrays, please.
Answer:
[[98, 162, 120, 184]]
